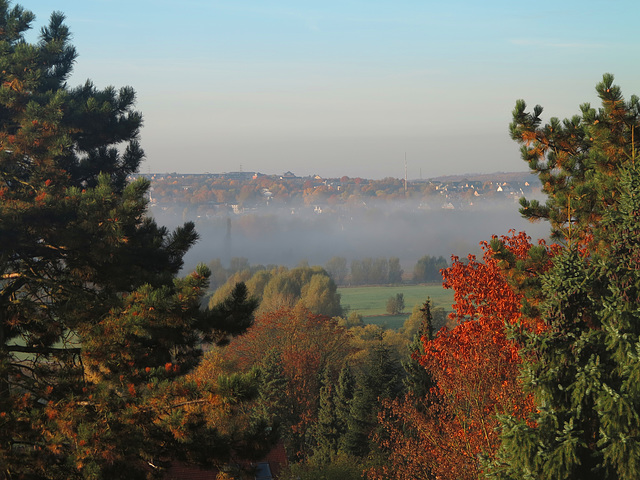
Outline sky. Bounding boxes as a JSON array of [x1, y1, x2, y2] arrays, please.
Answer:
[[20, 0, 640, 179]]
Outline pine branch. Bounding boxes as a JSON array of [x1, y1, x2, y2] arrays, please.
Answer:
[[7, 344, 81, 355]]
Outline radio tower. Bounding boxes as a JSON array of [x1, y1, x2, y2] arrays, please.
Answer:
[[404, 153, 408, 196]]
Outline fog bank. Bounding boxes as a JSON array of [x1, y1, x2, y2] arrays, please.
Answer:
[[150, 200, 551, 274]]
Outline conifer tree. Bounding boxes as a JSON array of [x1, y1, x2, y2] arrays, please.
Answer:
[[335, 363, 356, 453], [511, 73, 640, 247], [0, 3, 260, 478], [489, 77, 640, 480], [342, 342, 403, 458], [402, 299, 435, 402], [312, 369, 341, 463]]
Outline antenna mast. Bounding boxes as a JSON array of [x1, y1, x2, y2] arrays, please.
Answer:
[[404, 153, 408, 196]]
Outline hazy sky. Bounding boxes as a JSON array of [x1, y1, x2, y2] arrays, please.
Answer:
[[22, 0, 640, 178]]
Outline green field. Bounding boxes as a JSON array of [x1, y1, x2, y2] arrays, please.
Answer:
[[338, 284, 454, 318]]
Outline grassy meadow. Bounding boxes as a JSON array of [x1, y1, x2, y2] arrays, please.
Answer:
[[338, 284, 455, 330]]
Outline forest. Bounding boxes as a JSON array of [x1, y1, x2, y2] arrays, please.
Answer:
[[3, 2, 640, 480]]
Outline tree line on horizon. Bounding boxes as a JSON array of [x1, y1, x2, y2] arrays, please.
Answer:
[[3, 2, 640, 479], [205, 254, 448, 291]]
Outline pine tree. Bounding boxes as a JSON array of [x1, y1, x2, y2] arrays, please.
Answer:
[[489, 77, 640, 480], [510, 73, 640, 247], [0, 3, 260, 478]]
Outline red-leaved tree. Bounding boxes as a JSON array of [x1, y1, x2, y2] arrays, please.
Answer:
[[202, 305, 354, 459], [372, 231, 555, 480]]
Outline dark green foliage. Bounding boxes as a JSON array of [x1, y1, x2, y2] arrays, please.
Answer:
[[254, 348, 288, 438], [204, 282, 259, 344], [510, 73, 640, 246], [342, 343, 404, 458], [489, 78, 640, 480], [402, 300, 436, 401], [313, 369, 342, 463], [491, 248, 603, 479], [0, 3, 261, 478], [335, 363, 356, 446]]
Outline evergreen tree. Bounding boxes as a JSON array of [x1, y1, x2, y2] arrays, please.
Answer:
[[342, 342, 403, 458], [489, 77, 640, 480], [312, 369, 341, 463], [510, 73, 640, 247], [402, 299, 435, 402], [335, 363, 356, 453], [0, 4, 260, 478], [254, 348, 288, 442]]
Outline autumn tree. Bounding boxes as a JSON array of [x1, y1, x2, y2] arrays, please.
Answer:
[[372, 232, 552, 480], [207, 306, 354, 459], [209, 265, 342, 317], [0, 4, 260, 478]]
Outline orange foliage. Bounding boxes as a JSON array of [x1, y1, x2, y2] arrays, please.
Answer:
[[218, 306, 353, 455], [373, 231, 553, 480]]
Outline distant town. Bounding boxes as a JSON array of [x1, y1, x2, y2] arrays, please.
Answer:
[[136, 170, 542, 219]]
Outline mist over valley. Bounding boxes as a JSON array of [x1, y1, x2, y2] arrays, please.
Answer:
[[146, 172, 550, 276]]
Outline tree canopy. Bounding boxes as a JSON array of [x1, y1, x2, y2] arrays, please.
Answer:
[[209, 264, 342, 317], [490, 75, 640, 480], [0, 3, 260, 478], [511, 73, 640, 248]]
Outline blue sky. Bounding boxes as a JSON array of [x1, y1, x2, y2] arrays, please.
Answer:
[[21, 0, 640, 178]]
